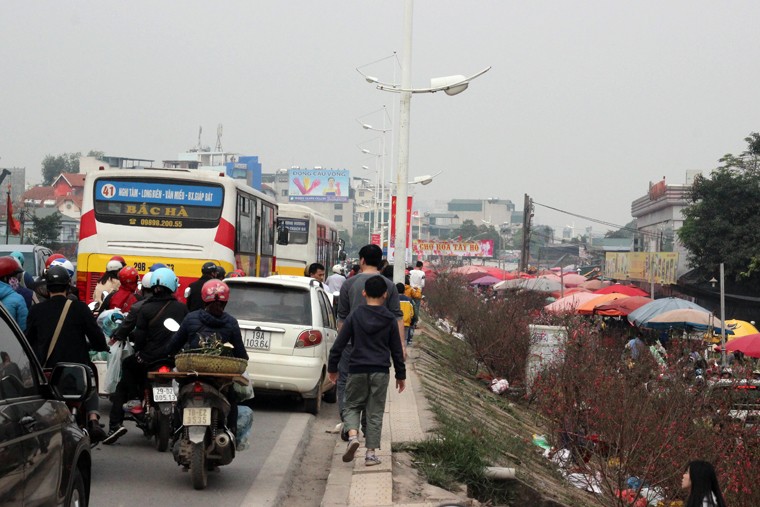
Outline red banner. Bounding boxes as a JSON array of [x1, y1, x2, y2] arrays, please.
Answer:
[[371, 233, 381, 246], [390, 196, 413, 248], [6, 194, 19, 236]]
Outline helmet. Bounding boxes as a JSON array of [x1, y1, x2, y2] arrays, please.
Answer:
[[234, 269, 246, 277], [0, 256, 23, 278], [118, 266, 139, 289], [141, 272, 153, 289], [97, 309, 125, 338], [149, 263, 167, 272], [10, 251, 24, 268], [109, 255, 126, 265], [106, 259, 125, 272], [201, 280, 230, 303], [45, 265, 71, 287], [333, 264, 343, 275], [152, 267, 179, 292], [50, 258, 75, 278], [45, 253, 66, 268], [215, 266, 226, 279], [201, 262, 217, 276]]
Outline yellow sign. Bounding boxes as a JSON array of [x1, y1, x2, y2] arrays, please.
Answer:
[[605, 252, 679, 285]]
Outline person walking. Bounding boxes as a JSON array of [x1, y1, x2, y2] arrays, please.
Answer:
[[408, 261, 425, 328], [328, 275, 405, 466], [681, 460, 726, 507], [396, 283, 415, 346]]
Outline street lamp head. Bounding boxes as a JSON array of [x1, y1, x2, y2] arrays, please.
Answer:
[[361, 149, 371, 154], [362, 123, 372, 130], [709, 277, 718, 288], [361, 165, 370, 171], [365, 76, 379, 84]]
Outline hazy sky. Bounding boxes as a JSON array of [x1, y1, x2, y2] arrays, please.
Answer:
[[2, 1, 759, 235]]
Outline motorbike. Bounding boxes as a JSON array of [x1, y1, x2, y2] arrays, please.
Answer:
[[122, 359, 176, 452]]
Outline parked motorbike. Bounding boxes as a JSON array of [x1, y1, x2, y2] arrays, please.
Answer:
[[122, 359, 176, 452]]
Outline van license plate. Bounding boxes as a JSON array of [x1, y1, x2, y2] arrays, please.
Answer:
[[183, 407, 211, 426], [244, 330, 271, 350], [152, 386, 177, 402]]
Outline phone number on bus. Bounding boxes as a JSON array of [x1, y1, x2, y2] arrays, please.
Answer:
[[129, 218, 184, 228]]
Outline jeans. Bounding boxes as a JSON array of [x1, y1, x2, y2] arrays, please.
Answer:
[[343, 372, 389, 450]]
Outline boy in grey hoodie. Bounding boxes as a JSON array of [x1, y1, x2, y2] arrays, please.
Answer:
[[328, 275, 406, 466]]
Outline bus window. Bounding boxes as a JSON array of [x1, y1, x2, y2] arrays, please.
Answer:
[[261, 204, 275, 256], [238, 195, 254, 253], [277, 218, 308, 244]]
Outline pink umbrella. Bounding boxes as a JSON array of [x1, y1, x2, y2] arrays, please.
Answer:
[[594, 284, 649, 297], [559, 273, 587, 287], [725, 333, 760, 358], [544, 292, 601, 314]]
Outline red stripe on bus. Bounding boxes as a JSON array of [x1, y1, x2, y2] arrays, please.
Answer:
[[214, 218, 235, 250], [79, 210, 97, 240]]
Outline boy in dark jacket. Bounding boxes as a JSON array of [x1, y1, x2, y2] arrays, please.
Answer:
[[328, 275, 406, 466]]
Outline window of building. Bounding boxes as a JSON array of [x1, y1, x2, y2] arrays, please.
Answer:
[[281, 190, 288, 196], [334, 215, 343, 222], [334, 203, 343, 210]]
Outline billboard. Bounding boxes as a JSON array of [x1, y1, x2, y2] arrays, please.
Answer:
[[288, 169, 349, 202], [414, 240, 495, 258], [605, 252, 679, 285]]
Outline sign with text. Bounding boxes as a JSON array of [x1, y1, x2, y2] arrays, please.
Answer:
[[371, 233, 381, 246], [414, 240, 495, 258], [287, 169, 349, 202], [605, 252, 679, 285]]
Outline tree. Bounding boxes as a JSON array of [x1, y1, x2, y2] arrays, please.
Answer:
[[29, 213, 61, 250], [605, 219, 637, 239], [679, 132, 760, 288], [41, 152, 81, 185]]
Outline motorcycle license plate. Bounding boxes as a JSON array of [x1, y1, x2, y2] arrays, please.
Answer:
[[244, 330, 271, 351], [183, 407, 211, 426], [152, 386, 177, 402]]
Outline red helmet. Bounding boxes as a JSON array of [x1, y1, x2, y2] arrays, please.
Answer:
[[118, 266, 139, 290], [45, 253, 66, 268], [227, 269, 246, 278], [110, 255, 126, 265], [201, 279, 230, 303], [0, 256, 23, 278]]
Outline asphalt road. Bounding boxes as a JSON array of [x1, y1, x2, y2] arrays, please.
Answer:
[[89, 396, 313, 507]]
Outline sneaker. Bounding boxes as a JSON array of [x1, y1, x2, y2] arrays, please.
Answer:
[[103, 426, 127, 445], [87, 421, 107, 443], [342, 438, 360, 463], [365, 454, 382, 467]]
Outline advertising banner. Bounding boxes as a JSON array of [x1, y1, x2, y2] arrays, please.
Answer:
[[371, 233, 381, 246], [605, 252, 679, 285], [287, 169, 350, 202], [413, 240, 495, 258], [390, 196, 413, 248]]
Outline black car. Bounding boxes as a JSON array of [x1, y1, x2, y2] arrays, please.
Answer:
[[0, 305, 94, 506]]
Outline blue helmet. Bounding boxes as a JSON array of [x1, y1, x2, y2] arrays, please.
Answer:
[[149, 263, 167, 272], [9, 251, 24, 268], [151, 267, 178, 292]]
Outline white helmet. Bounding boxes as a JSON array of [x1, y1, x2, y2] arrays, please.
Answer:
[[50, 258, 75, 278], [333, 264, 343, 275], [106, 259, 124, 272], [141, 272, 153, 289]]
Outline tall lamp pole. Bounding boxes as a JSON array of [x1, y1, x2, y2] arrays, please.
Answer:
[[720, 263, 727, 367]]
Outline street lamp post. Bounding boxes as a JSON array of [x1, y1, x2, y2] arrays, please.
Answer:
[[359, 0, 490, 283]]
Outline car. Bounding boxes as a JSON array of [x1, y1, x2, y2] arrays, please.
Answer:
[[224, 275, 337, 415], [706, 378, 760, 427], [0, 244, 54, 279], [0, 304, 94, 506]]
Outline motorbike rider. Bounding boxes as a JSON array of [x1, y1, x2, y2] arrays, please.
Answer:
[[104, 267, 188, 444], [33, 256, 78, 303], [92, 255, 126, 306], [25, 265, 109, 442], [185, 261, 217, 312], [165, 279, 248, 431], [109, 272, 153, 345], [0, 256, 29, 330], [9, 251, 35, 289], [102, 266, 141, 314]]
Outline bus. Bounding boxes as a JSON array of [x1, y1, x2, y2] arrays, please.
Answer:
[[275, 203, 341, 277], [77, 168, 281, 303]]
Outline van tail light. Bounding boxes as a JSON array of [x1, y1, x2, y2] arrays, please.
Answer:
[[158, 365, 171, 373], [295, 330, 323, 348]]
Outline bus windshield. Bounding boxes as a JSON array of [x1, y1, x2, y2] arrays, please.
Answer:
[[93, 177, 224, 229], [277, 217, 309, 244]]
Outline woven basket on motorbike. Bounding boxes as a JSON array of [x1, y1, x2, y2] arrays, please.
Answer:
[[174, 353, 247, 374]]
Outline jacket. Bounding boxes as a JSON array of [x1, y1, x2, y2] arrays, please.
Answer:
[[166, 309, 248, 360], [131, 294, 188, 363], [93, 276, 120, 304], [337, 272, 403, 322], [328, 305, 405, 380], [185, 275, 214, 312], [106, 287, 141, 314], [25, 295, 108, 367], [398, 295, 415, 327], [0, 281, 28, 331]]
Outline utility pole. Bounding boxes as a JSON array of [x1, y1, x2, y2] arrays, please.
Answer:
[[520, 194, 532, 273]]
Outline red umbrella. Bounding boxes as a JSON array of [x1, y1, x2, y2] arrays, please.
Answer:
[[594, 296, 654, 317], [594, 284, 649, 297], [725, 333, 760, 359]]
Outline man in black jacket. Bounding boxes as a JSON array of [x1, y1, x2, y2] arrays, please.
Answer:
[[25, 265, 109, 442], [104, 268, 188, 444], [185, 261, 218, 312]]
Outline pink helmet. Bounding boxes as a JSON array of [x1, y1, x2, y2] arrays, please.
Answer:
[[201, 279, 230, 303]]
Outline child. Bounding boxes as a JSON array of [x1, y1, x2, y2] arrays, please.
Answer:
[[328, 275, 406, 466], [396, 283, 415, 346]]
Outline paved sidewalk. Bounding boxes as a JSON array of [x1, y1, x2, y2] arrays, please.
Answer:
[[321, 346, 461, 507]]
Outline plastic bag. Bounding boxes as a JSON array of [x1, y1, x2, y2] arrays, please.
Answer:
[[104, 340, 134, 394], [490, 378, 510, 394], [236, 405, 254, 450], [233, 372, 254, 401]]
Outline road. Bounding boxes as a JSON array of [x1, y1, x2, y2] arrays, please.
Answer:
[[89, 396, 314, 507]]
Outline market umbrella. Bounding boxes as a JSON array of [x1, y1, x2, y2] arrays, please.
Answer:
[[594, 296, 654, 317], [725, 333, 760, 358], [452, 265, 492, 275], [494, 277, 563, 292], [463, 271, 492, 282], [706, 319, 759, 344], [576, 293, 630, 315], [470, 275, 501, 286], [627, 297, 710, 327], [578, 279, 611, 291], [594, 284, 649, 297], [643, 309, 732, 334], [550, 287, 590, 299], [559, 273, 587, 287], [544, 292, 601, 313]]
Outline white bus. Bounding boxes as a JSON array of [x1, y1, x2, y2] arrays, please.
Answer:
[[275, 203, 341, 277], [77, 168, 282, 302]]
